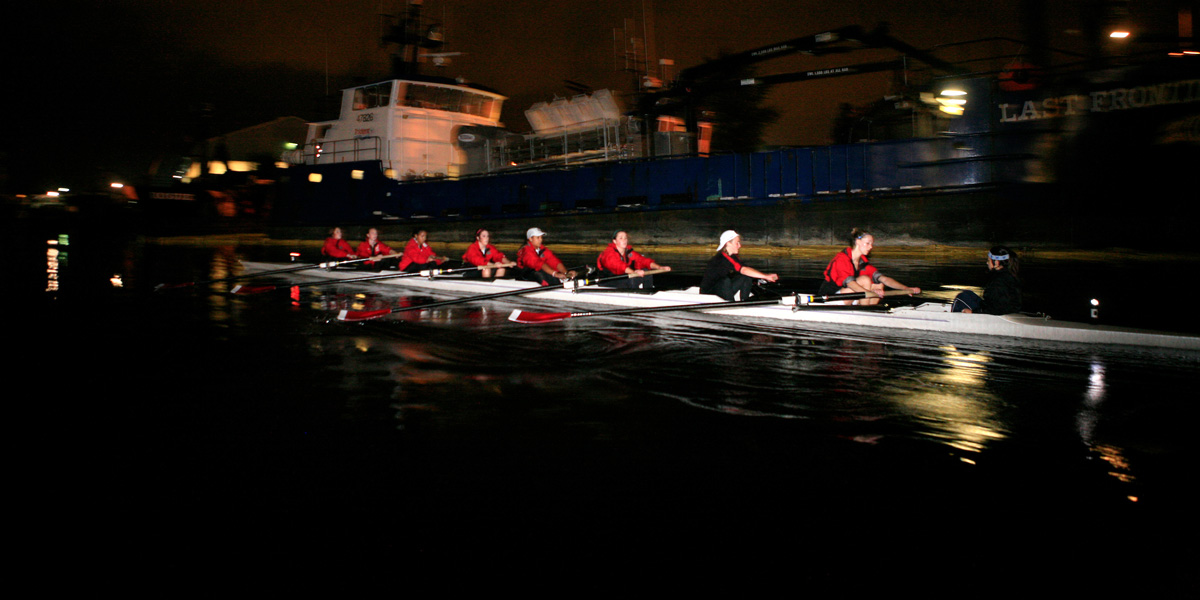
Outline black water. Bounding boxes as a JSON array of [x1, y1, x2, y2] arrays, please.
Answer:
[[14, 219, 1199, 590]]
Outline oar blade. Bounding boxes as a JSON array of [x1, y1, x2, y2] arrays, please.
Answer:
[[508, 310, 573, 324], [338, 308, 394, 322], [154, 282, 195, 292], [230, 284, 277, 295]]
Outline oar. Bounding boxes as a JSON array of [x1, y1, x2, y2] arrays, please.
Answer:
[[154, 253, 403, 291], [508, 289, 916, 324], [337, 268, 667, 322], [231, 262, 516, 295]]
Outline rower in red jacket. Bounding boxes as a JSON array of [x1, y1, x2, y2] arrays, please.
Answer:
[[355, 227, 397, 271], [321, 227, 358, 260], [819, 228, 920, 305], [596, 230, 670, 289], [397, 228, 449, 272], [516, 227, 576, 286], [462, 228, 508, 279]]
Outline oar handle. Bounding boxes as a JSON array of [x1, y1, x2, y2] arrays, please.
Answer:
[[569, 267, 668, 289], [797, 289, 918, 304], [341, 251, 403, 264]]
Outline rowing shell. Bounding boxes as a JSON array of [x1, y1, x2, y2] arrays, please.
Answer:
[[239, 261, 1200, 350]]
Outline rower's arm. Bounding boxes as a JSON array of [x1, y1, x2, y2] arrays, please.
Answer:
[[740, 266, 779, 282]]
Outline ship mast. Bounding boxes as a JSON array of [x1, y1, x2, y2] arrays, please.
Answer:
[[382, 0, 445, 79]]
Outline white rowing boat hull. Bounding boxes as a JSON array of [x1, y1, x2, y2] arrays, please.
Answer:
[[240, 261, 1200, 350]]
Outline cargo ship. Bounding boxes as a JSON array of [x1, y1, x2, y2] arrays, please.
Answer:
[[189, 2, 1200, 249]]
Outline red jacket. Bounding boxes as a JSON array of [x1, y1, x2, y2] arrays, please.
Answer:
[[463, 243, 507, 266], [398, 238, 444, 271], [356, 240, 395, 265], [321, 237, 355, 258], [516, 244, 563, 272], [596, 242, 655, 275], [823, 248, 878, 287]]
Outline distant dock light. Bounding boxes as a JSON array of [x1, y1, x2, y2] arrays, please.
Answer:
[[1109, 30, 1130, 39], [110, 182, 124, 189]]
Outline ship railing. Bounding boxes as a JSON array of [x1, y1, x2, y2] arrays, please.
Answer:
[[495, 118, 638, 171], [287, 136, 384, 165]]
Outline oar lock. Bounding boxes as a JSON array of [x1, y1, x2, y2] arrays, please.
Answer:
[[787, 294, 809, 311]]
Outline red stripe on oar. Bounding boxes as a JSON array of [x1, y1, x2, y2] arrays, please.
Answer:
[[507, 310, 573, 324], [154, 282, 195, 291], [337, 308, 394, 322], [230, 284, 277, 295]]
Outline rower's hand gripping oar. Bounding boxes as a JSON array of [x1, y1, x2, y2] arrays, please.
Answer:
[[154, 252, 403, 291], [337, 268, 666, 322], [231, 262, 516, 295], [508, 289, 918, 324]]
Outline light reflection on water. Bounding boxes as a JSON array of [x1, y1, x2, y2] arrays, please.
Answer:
[[20, 230, 1200, 578], [316, 280, 1185, 473]]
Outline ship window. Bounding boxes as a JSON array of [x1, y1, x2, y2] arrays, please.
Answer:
[[400, 83, 497, 118], [353, 82, 393, 110]]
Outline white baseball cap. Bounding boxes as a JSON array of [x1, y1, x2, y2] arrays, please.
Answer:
[[526, 227, 546, 238], [718, 230, 740, 250]]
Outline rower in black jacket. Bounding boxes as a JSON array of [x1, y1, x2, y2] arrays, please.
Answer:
[[952, 245, 1022, 314]]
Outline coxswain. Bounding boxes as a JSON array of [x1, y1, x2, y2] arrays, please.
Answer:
[[596, 230, 670, 290], [699, 230, 779, 301], [397, 228, 449, 272], [819, 228, 920, 305], [462, 228, 508, 279], [516, 227, 576, 286], [356, 227, 397, 271], [321, 227, 358, 261], [952, 246, 1021, 314]]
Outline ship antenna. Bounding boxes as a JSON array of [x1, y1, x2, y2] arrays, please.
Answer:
[[383, 0, 446, 79]]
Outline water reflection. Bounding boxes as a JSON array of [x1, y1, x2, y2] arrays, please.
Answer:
[[1076, 361, 1138, 497], [149, 248, 1198, 520], [46, 243, 61, 294], [19, 235, 1197, 582], [889, 345, 1006, 457]]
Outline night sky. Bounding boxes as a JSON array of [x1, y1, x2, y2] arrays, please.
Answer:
[[9, 0, 1170, 195]]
